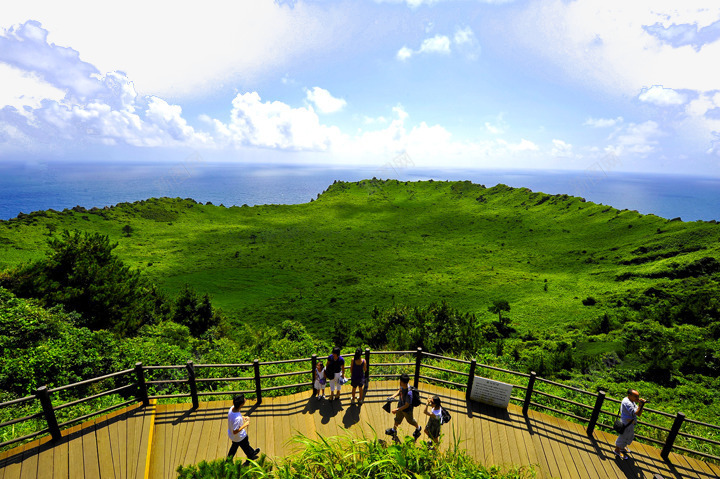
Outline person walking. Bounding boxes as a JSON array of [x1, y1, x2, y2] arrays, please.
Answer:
[[326, 347, 346, 401], [385, 373, 422, 441], [614, 388, 647, 460], [227, 394, 260, 464], [423, 395, 443, 446], [350, 348, 367, 404]]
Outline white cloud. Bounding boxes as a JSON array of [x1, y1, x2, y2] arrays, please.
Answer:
[[0, 22, 209, 149], [396, 46, 414, 61], [584, 116, 623, 128], [418, 35, 452, 54], [0, 63, 65, 112], [305, 87, 347, 114], [454, 26, 475, 46], [638, 85, 686, 106], [551, 139, 573, 156], [502, 1, 720, 95], [397, 28, 479, 61], [207, 92, 344, 151], [0, 1, 350, 98], [606, 120, 662, 156]]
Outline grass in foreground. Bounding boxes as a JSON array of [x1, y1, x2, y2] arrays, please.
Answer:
[[176, 431, 536, 479]]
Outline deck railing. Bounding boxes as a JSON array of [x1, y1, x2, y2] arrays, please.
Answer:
[[1, 348, 718, 464]]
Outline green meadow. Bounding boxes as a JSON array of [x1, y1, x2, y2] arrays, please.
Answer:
[[2, 178, 718, 336]]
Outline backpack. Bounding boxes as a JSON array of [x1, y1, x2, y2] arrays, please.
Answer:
[[440, 407, 451, 424], [409, 386, 421, 408]]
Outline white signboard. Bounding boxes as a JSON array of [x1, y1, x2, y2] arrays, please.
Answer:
[[469, 376, 513, 408]]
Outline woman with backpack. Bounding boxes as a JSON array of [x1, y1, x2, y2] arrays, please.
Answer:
[[423, 395, 444, 445]]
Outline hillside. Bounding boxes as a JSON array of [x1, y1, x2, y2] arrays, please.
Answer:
[[1, 179, 718, 336]]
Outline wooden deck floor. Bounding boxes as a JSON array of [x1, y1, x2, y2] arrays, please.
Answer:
[[0, 401, 155, 479], [2, 381, 719, 478]]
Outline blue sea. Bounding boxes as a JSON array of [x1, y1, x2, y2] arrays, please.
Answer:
[[0, 160, 718, 222]]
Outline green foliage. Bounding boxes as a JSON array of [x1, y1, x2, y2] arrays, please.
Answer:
[[173, 285, 223, 337], [176, 432, 535, 479], [355, 301, 480, 355], [0, 231, 166, 335]]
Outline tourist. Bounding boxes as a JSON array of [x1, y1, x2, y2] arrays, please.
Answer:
[[423, 395, 443, 445], [227, 394, 260, 464], [314, 360, 327, 399], [614, 388, 647, 460], [385, 373, 422, 440], [350, 348, 367, 403], [326, 346, 346, 401]]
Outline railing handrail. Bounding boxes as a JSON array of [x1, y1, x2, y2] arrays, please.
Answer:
[[1, 348, 719, 464]]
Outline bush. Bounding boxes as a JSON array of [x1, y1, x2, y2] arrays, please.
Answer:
[[176, 432, 535, 479]]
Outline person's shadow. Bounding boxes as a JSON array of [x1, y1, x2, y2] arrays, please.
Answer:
[[317, 397, 343, 425], [342, 401, 362, 429]]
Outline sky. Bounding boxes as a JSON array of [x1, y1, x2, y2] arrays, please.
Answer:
[[1, 0, 720, 177]]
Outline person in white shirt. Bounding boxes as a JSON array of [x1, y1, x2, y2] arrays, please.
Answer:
[[227, 394, 260, 463], [614, 388, 647, 460], [423, 395, 443, 445]]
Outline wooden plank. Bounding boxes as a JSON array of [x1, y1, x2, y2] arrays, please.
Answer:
[[149, 404, 168, 479], [213, 402, 231, 462], [136, 403, 155, 479], [66, 424, 85, 479], [165, 404, 182, 477], [94, 415, 115, 479], [18, 439, 40, 479], [33, 435, 55, 479], [1, 441, 29, 479], [527, 408, 562, 478], [180, 405, 204, 467], [80, 418, 100, 479]]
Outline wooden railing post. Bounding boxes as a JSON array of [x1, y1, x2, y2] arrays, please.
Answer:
[[135, 362, 149, 407], [466, 358, 477, 401], [311, 354, 317, 396], [186, 361, 199, 409], [35, 386, 61, 442], [364, 348, 371, 391], [523, 371, 536, 416], [586, 390, 605, 436], [661, 412, 686, 460], [414, 347, 422, 389], [253, 359, 262, 404]]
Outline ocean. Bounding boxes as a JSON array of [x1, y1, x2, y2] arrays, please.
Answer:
[[0, 160, 718, 222]]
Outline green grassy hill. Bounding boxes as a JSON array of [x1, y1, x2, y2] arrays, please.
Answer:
[[1, 179, 718, 336]]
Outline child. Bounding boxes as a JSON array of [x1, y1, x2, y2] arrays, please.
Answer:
[[385, 373, 422, 441], [423, 395, 443, 445], [314, 360, 327, 399], [227, 394, 260, 464], [350, 348, 367, 403]]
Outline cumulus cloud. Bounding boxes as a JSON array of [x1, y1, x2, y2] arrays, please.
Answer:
[[584, 116, 623, 128], [551, 139, 573, 156], [396, 46, 414, 61], [501, 1, 720, 95], [643, 19, 720, 52], [606, 120, 662, 156], [396, 27, 478, 61], [305, 87, 347, 114], [418, 35, 451, 54], [0, 1, 351, 98], [0, 21, 208, 149], [205, 92, 344, 151], [638, 85, 686, 106]]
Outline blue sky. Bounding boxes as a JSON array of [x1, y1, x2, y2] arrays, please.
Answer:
[[1, 0, 719, 176]]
